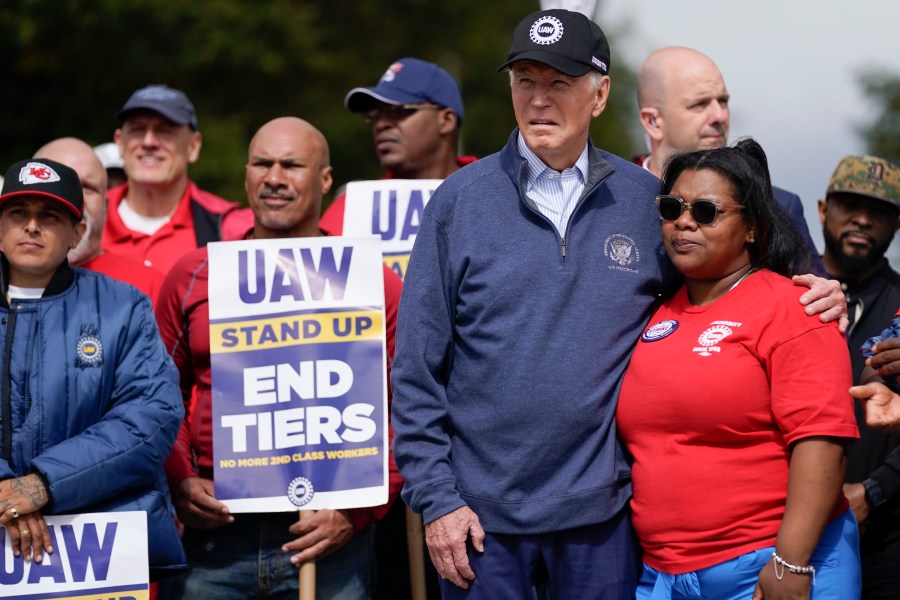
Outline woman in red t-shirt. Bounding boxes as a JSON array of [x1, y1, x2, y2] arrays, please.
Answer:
[[618, 138, 860, 599]]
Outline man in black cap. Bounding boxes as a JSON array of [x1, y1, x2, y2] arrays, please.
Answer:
[[105, 84, 251, 274], [391, 9, 846, 599], [320, 57, 475, 236], [0, 158, 185, 578], [390, 9, 662, 599]]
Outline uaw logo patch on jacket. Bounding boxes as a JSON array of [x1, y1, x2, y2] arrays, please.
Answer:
[[76, 325, 103, 369]]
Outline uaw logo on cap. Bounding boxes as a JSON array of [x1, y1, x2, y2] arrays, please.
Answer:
[[76, 335, 103, 368], [381, 62, 404, 83], [18, 162, 61, 185], [287, 476, 315, 507], [642, 320, 679, 342], [529, 15, 564, 45]]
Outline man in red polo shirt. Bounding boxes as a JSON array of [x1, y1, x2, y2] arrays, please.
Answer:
[[104, 84, 251, 273], [319, 58, 475, 236]]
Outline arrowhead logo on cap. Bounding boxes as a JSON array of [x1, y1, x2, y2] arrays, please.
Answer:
[[18, 162, 61, 185]]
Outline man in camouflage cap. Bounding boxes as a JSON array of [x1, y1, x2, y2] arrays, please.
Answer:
[[819, 154, 900, 599]]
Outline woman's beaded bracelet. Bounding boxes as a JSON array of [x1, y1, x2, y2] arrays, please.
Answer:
[[772, 552, 816, 586]]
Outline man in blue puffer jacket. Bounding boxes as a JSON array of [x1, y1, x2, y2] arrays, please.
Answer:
[[0, 157, 186, 578]]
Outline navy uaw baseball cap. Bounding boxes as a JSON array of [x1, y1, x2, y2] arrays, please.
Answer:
[[0, 158, 84, 219], [498, 9, 611, 77], [344, 58, 465, 125], [117, 84, 198, 130]]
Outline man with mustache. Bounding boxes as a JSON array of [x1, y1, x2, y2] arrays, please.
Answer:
[[157, 117, 403, 599], [819, 154, 900, 599]]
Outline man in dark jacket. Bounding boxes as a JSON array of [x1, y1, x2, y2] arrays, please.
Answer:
[[0, 158, 185, 576], [820, 154, 900, 600]]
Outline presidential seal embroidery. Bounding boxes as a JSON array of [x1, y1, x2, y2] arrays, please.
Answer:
[[604, 234, 640, 272]]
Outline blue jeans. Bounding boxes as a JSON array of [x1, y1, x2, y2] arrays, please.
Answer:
[[636, 509, 861, 600], [171, 513, 374, 599]]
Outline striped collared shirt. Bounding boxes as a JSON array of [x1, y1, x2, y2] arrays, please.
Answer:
[[517, 132, 589, 236]]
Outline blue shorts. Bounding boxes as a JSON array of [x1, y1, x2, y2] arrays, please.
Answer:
[[438, 508, 638, 600], [636, 509, 861, 600]]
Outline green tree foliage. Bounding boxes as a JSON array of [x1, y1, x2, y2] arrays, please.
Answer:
[[859, 72, 900, 165], [0, 0, 642, 205]]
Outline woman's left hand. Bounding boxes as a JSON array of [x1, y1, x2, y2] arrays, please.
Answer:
[[752, 556, 812, 599], [0, 474, 50, 524]]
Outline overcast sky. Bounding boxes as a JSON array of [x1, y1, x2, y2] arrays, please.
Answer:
[[593, 0, 900, 264]]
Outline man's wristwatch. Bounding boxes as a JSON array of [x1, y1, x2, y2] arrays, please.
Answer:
[[862, 477, 888, 508]]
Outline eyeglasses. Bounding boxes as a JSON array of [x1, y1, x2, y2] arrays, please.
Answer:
[[362, 104, 442, 125], [655, 194, 744, 226]]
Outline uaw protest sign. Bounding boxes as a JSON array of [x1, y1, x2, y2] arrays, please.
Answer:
[[342, 179, 442, 279], [0, 511, 148, 599], [208, 237, 389, 513]]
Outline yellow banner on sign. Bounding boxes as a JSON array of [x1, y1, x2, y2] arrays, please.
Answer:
[[210, 310, 384, 353], [382, 253, 411, 280]]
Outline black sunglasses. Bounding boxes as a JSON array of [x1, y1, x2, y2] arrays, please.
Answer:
[[362, 104, 442, 125], [655, 194, 744, 226]]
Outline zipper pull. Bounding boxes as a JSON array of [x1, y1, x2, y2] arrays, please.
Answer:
[[561, 237, 567, 257]]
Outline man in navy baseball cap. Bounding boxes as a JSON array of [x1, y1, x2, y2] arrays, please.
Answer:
[[320, 58, 476, 236], [345, 58, 464, 124], [117, 84, 198, 130], [107, 84, 248, 274]]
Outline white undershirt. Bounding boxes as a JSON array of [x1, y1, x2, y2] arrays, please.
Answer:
[[7, 285, 44, 300], [118, 198, 171, 235]]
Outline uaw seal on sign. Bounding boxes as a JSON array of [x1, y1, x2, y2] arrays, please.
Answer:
[[642, 320, 678, 342], [529, 15, 564, 45], [76, 336, 103, 368], [287, 476, 315, 507]]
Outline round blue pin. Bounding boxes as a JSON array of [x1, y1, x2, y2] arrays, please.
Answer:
[[641, 319, 679, 342]]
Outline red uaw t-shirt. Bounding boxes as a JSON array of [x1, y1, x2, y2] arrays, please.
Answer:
[[617, 269, 858, 573]]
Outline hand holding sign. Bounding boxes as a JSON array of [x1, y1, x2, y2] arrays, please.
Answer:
[[283, 508, 354, 565]]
